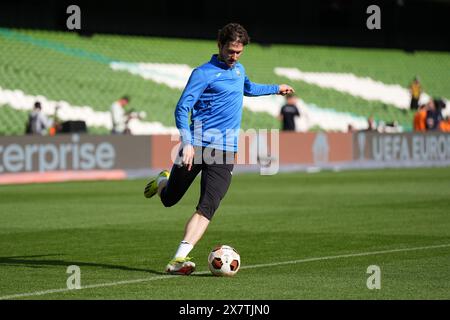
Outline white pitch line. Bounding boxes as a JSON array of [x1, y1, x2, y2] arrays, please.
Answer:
[[1, 243, 449, 300], [240, 243, 450, 270]]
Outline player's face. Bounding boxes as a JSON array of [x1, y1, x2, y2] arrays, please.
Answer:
[[218, 41, 244, 68], [287, 96, 297, 105]]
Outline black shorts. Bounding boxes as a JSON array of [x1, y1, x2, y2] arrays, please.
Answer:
[[160, 146, 235, 220], [410, 98, 419, 110]]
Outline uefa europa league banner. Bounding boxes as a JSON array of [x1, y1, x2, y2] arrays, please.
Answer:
[[353, 132, 450, 164], [0, 134, 152, 173]]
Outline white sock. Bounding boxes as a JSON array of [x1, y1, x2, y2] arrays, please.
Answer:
[[156, 175, 168, 186], [173, 240, 194, 259]]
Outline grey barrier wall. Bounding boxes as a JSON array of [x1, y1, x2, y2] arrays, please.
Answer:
[[0, 134, 152, 173]]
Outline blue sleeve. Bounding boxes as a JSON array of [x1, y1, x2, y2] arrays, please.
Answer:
[[174, 68, 208, 145], [244, 75, 279, 97]]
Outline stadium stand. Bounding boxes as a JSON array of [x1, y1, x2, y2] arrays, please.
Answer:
[[0, 28, 449, 135]]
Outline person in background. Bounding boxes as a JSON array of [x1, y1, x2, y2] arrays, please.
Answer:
[[409, 76, 422, 111], [425, 99, 443, 131], [439, 117, 450, 132], [49, 105, 62, 136], [278, 93, 300, 131], [347, 124, 356, 133], [413, 104, 428, 131], [110, 96, 130, 134], [435, 99, 448, 132], [364, 116, 377, 131], [26, 102, 49, 135]]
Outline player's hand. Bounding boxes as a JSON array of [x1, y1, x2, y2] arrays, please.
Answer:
[[278, 84, 295, 96], [182, 144, 195, 171]]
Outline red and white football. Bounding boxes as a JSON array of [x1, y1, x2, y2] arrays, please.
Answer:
[[208, 245, 241, 276]]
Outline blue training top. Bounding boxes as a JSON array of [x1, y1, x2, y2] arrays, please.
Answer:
[[175, 54, 279, 152]]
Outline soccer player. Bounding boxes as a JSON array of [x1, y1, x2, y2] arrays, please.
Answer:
[[144, 23, 294, 275], [279, 93, 300, 131]]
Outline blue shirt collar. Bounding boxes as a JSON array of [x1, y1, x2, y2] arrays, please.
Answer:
[[210, 54, 231, 70]]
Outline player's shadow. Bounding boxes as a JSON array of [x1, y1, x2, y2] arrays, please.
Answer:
[[0, 254, 165, 275]]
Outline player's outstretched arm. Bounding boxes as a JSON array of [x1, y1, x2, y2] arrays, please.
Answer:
[[243, 76, 279, 97], [244, 76, 294, 97]]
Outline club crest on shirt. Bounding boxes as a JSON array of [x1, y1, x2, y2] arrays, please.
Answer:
[[236, 69, 241, 76]]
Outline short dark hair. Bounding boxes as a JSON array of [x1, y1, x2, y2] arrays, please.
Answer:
[[218, 23, 250, 47], [121, 95, 130, 102], [34, 101, 41, 110]]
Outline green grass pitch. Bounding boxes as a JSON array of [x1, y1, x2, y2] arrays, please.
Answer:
[[0, 167, 449, 299]]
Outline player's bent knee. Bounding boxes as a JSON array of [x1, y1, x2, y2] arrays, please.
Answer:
[[160, 188, 182, 207], [161, 198, 176, 207], [160, 195, 183, 208], [162, 201, 174, 208]]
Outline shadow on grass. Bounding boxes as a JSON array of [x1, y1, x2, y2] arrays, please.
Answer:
[[0, 254, 165, 276]]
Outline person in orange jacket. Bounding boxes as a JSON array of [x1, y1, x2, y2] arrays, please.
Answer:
[[439, 118, 450, 132], [413, 104, 428, 131]]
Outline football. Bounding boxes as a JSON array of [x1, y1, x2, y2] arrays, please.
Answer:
[[208, 245, 241, 277]]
